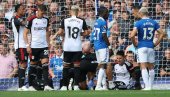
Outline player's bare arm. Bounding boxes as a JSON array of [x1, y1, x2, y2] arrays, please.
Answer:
[[129, 28, 138, 47], [154, 28, 165, 47], [23, 28, 31, 53], [80, 30, 90, 36], [51, 28, 64, 40], [46, 27, 51, 47], [102, 33, 110, 46]]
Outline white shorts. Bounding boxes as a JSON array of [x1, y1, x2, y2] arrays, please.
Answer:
[[95, 48, 109, 63], [137, 47, 155, 63]]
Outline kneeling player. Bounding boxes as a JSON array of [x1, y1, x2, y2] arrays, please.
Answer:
[[113, 50, 133, 90], [79, 41, 98, 90]]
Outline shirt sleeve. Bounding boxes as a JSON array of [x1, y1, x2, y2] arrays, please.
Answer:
[[47, 18, 50, 27], [25, 16, 36, 29], [101, 21, 107, 33], [134, 21, 140, 30], [14, 17, 23, 26], [82, 19, 88, 30], [59, 19, 64, 29], [25, 19, 33, 29]]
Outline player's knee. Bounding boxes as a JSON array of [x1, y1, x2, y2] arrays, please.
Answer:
[[19, 61, 27, 69], [98, 63, 107, 69]]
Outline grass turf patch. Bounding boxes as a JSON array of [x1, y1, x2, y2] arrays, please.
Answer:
[[0, 90, 170, 97]]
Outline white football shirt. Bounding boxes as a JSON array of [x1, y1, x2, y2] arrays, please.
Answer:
[[26, 16, 49, 48], [12, 15, 26, 50], [60, 16, 88, 51]]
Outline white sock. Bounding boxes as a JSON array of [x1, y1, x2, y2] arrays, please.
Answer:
[[96, 68, 104, 87], [108, 81, 114, 89], [149, 69, 155, 89], [102, 70, 107, 88], [142, 69, 149, 88]]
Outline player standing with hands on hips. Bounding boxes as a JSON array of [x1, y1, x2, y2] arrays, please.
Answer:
[[129, 7, 165, 90]]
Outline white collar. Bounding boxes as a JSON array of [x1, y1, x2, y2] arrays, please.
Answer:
[[71, 15, 77, 18], [98, 17, 105, 21], [142, 17, 149, 19]]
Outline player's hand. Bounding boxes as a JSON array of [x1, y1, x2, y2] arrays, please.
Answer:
[[160, 68, 167, 76], [26, 46, 32, 54]]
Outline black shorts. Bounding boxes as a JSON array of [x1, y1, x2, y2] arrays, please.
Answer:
[[79, 60, 98, 82], [16, 48, 28, 62], [30, 47, 49, 62], [63, 51, 82, 63]]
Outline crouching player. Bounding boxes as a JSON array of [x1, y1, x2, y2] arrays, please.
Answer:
[[112, 50, 134, 90]]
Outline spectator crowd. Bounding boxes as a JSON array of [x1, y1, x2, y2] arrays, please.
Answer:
[[0, 0, 170, 90]]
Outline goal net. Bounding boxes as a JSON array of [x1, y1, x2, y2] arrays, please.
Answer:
[[0, 0, 170, 90]]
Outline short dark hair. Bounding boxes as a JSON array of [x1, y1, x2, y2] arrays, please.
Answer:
[[126, 51, 134, 55], [132, 4, 141, 10], [114, 1, 121, 5], [15, 4, 22, 12], [122, 11, 130, 15], [116, 50, 125, 56], [98, 6, 108, 17], [37, 5, 47, 11]]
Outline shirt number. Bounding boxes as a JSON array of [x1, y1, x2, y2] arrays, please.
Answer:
[[93, 27, 100, 40], [67, 26, 80, 39], [143, 27, 154, 40]]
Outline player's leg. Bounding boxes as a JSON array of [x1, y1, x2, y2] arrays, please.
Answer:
[[87, 63, 98, 90], [72, 51, 82, 90], [16, 48, 28, 91], [28, 48, 39, 91], [95, 48, 109, 90], [137, 48, 149, 90], [40, 48, 53, 91], [95, 50, 103, 90], [106, 62, 115, 89], [148, 48, 155, 90], [79, 60, 90, 90], [79, 69, 88, 90], [131, 66, 142, 90], [60, 51, 72, 90]]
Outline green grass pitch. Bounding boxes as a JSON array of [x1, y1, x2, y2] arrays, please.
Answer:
[[0, 90, 170, 97]]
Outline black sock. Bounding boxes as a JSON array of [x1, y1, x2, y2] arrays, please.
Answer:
[[18, 67, 26, 88], [42, 63, 49, 86], [62, 68, 70, 86], [134, 66, 141, 89], [36, 65, 42, 79], [74, 67, 80, 85], [28, 65, 37, 86]]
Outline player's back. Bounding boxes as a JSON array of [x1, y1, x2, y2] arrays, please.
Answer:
[[63, 16, 84, 51], [92, 17, 108, 50], [135, 18, 160, 48]]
